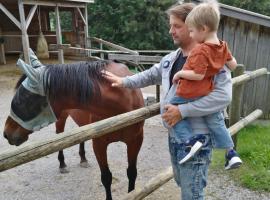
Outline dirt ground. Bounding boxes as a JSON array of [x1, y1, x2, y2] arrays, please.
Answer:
[[0, 58, 270, 200]]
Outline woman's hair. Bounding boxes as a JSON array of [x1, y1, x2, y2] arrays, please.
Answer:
[[185, 0, 220, 31], [166, 3, 196, 22]]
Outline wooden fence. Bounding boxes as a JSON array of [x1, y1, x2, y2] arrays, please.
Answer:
[[0, 67, 268, 199], [218, 16, 270, 119]]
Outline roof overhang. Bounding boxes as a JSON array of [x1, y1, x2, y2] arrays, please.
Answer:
[[22, 0, 94, 7], [192, 0, 270, 28]]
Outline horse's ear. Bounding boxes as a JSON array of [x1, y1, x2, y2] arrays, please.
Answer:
[[29, 48, 43, 68], [16, 59, 39, 84]]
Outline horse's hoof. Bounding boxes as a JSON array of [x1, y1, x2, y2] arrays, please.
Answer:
[[59, 167, 69, 174], [80, 161, 90, 168]]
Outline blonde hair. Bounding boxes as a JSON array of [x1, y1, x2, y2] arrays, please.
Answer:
[[185, 0, 220, 31]]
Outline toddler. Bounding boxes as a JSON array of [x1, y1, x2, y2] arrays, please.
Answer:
[[170, 0, 242, 170]]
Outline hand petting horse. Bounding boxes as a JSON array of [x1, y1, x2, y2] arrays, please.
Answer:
[[3, 49, 144, 200]]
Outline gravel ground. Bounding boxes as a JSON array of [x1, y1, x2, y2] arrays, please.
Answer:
[[0, 60, 270, 200]]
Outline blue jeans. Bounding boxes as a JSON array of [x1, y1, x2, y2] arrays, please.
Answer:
[[168, 133, 212, 200], [170, 96, 234, 149]]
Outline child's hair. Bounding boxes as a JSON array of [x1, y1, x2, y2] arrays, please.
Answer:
[[185, 0, 220, 31]]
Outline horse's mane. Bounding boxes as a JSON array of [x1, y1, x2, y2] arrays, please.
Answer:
[[15, 60, 110, 104]]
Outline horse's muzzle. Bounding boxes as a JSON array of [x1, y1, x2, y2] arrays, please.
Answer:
[[3, 131, 8, 139], [3, 132, 25, 146]]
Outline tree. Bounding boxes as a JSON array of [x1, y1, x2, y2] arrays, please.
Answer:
[[88, 0, 176, 50]]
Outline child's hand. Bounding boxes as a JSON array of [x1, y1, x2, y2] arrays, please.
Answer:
[[172, 73, 181, 84], [102, 71, 124, 87]]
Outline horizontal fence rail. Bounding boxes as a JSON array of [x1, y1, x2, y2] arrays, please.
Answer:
[[232, 68, 267, 86], [0, 104, 159, 172], [121, 109, 263, 200], [90, 37, 139, 55]]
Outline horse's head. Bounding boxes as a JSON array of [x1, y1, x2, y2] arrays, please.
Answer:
[[3, 54, 56, 146]]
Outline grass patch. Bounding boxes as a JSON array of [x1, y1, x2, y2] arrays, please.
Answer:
[[211, 124, 270, 192]]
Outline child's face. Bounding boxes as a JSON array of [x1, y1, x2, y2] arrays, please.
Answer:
[[188, 26, 208, 43]]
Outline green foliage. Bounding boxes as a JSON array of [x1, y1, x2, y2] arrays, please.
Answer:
[[88, 0, 176, 50], [49, 11, 72, 32], [220, 0, 270, 16], [211, 124, 270, 192]]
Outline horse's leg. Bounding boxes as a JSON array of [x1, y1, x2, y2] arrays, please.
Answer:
[[93, 139, 112, 200], [69, 110, 91, 168], [126, 133, 143, 192], [79, 142, 90, 168], [55, 113, 69, 173]]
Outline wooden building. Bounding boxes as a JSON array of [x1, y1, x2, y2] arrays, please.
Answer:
[[0, 0, 94, 64]]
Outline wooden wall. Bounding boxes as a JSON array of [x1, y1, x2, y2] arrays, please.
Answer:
[[218, 16, 270, 119]]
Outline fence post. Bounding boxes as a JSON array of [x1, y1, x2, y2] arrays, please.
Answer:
[[229, 64, 245, 149], [156, 85, 160, 102], [100, 43, 104, 59]]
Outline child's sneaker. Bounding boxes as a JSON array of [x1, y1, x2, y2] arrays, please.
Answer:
[[179, 134, 206, 164], [225, 149, 242, 170]]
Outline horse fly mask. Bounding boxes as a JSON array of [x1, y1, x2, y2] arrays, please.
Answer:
[[10, 58, 56, 131]]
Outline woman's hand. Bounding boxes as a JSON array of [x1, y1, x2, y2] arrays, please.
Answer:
[[102, 71, 124, 87]]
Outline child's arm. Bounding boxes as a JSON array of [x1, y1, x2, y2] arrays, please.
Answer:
[[226, 56, 237, 71], [173, 70, 204, 83]]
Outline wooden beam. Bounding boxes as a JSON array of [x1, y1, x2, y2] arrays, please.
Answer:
[[232, 68, 268, 86], [23, 0, 85, 8], [84, 4, 89, 53], [91, 37, 139, 55], [55, 6, 64, 64], [108, 54, 162, 63], [18, 0, 30, 64], [0, 103, 160, 172], [49, 44, 131, 54], [0, 43, 6, 65], [50, 44, 71, 50], [120, 109, 263, 200], [0, 3, 21, 30], [26, 5, 37, 30], [76, 7, 86, 25]]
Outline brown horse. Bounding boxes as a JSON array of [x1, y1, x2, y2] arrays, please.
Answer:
[[3, 59, 144, 200]]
